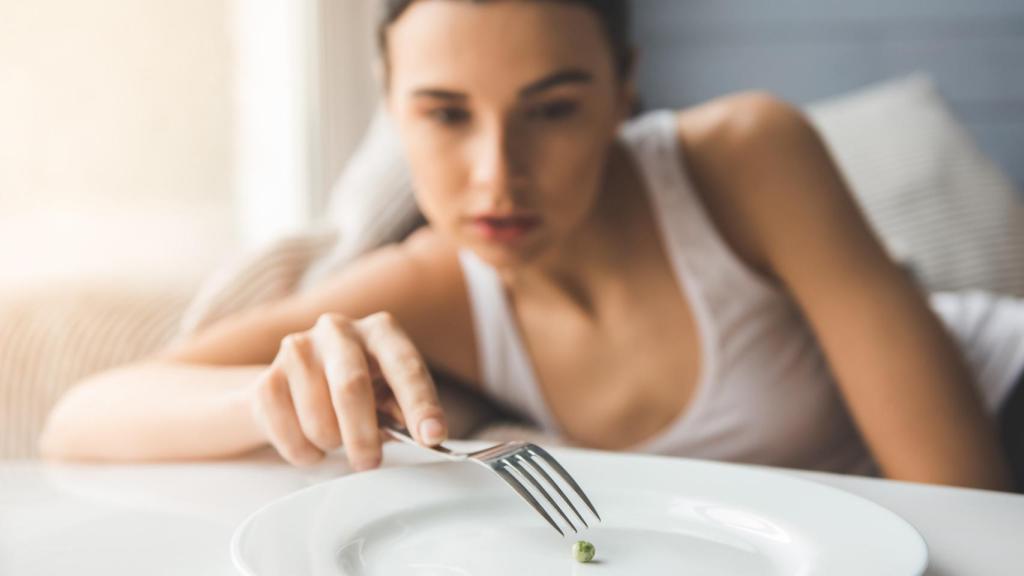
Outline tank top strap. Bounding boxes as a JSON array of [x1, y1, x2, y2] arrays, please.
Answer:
[[457, 249, 562, 433], [618, 110, 781, 326]]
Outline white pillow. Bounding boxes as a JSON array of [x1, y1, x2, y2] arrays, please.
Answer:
[[808, 74, 1024, 296], [298, 104, 421, 291]]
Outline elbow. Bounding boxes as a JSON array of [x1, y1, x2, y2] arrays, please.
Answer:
[[37, 394, 86, 461], [882, 458, 1015, 493], [37, 380, 118, 462], [36, 366, 144, 462], [37, 428, 68, 461]]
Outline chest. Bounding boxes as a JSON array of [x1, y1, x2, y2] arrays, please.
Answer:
[[514, 254, 703, 450]]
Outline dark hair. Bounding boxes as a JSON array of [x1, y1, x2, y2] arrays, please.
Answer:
[[377, 0, 633, 80]]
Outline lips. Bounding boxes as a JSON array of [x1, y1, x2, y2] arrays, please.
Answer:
[[470, 214, 541, 243]]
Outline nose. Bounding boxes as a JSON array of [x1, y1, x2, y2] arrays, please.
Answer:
[[469, 120, 528, 201]]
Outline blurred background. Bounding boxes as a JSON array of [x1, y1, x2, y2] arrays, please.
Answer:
[[0, 0, 379, 291]]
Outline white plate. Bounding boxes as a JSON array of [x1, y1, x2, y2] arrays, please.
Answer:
[[232, 447, 928, 575]]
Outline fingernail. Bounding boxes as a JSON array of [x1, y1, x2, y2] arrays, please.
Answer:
[[419, 418, 446, 445]]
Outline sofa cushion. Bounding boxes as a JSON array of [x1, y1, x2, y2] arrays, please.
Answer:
[[0, 285, 189, 458]]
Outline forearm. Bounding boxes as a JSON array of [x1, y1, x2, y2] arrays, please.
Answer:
[[38, 360, 505, 463], [816, 279, 1013, 491], [39, 362, 267, 462]]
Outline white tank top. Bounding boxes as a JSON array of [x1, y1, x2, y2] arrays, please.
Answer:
[[457, 109, 1024, 476]]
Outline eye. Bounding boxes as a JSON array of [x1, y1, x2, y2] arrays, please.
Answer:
[[527, 100, 579, 121], [427, 107, 470, 126]]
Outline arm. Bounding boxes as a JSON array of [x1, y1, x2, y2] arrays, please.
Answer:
[[39, 230, 492, 463], [683, 94, 1012, 490], [39, 363, 267, 461]]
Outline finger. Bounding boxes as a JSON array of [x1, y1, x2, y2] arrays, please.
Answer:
[[355, 312, 447, 446], [279, 332, 342, 452], [254, 363, 325, 466], [375, 392, 404, 445], [376, 391, 405, 426], [313, 314, 383, 471]]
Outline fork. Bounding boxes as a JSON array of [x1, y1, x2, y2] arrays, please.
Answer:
[[377, 413, 601, 536]]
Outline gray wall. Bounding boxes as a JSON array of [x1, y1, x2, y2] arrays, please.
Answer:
[[631, 0, 1024, 189]]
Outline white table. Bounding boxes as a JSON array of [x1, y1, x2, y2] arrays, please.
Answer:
[[2, 441, 1022, 575]]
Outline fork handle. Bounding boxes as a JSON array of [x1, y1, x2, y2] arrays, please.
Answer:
[[377, 412, 467, 462]]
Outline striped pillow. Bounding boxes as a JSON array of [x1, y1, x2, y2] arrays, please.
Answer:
[[1, 285, 189, 458], [808, 74, 1024, 296], [176, 226, 341, 337]]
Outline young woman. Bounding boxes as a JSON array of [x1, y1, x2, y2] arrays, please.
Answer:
[[41, 0, 1024, 492]]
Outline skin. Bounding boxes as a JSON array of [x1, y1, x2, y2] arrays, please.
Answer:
[[40, 0, 1012, 490]]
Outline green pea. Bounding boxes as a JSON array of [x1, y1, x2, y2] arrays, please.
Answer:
[[572, 540, 596, 563]]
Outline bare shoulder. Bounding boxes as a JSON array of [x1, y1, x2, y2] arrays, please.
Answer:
[[675, 91, 812, 151], [159, 226, 480, 387], [401, 225, 462, 279], [671, 91, 834, 279]]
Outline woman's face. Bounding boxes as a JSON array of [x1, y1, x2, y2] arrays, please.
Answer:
[[385, 0, 633, 269]]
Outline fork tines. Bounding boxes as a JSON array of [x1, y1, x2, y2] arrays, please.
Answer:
[[378, 417, 601, 538], [486, 443, 601, 536]]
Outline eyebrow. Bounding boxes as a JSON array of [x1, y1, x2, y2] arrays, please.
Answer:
[[520, 68, 593, 96], [411, 68, 594, 101]]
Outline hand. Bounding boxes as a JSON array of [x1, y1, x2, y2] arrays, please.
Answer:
[[249, 312, 448, 470]]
